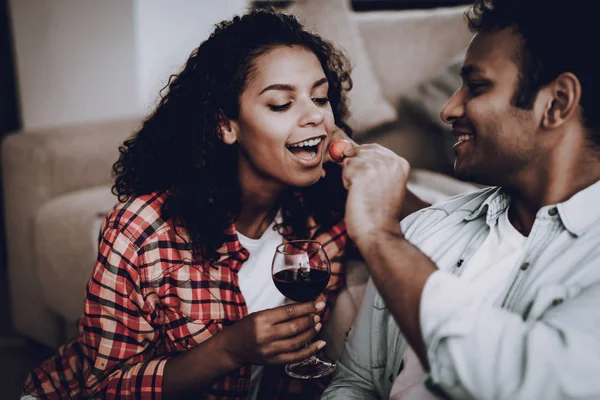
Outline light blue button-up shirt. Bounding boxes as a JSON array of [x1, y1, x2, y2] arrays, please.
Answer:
[[323, 180, 600, 400]]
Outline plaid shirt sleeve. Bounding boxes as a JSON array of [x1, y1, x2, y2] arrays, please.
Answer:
[[80, 223, 170, 398]]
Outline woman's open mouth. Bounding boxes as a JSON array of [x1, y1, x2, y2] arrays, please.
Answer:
[[286, 135, 326, 165]]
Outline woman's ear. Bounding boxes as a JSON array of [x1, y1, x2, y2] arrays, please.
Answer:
[[542, 72, 581, 130], [217, 112, 239, 145]]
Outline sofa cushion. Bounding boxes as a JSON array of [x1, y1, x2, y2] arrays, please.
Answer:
[[287, 0, 397, 135], [356, 5, 472, 106], [35, 185, 117, 323], [401, 54, 464, 166]]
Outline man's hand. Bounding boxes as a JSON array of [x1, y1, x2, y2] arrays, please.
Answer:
[[324, 126, 357, 164], [341, 144, 411, 253]]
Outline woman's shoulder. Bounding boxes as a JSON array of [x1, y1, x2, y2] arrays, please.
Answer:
[[103, 191, 173, 247]]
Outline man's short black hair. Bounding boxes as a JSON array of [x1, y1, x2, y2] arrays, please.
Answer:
[[466, 0, 600, 148]]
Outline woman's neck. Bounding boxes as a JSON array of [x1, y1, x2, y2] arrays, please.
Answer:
[[235, 173, 286, 240]]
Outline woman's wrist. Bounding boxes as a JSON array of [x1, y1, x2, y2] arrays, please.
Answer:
[[212, 326, 245, 371]]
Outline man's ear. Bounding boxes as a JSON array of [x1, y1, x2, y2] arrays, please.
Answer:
[[217, 112, 239, 145], [542, 72, 581, 129]]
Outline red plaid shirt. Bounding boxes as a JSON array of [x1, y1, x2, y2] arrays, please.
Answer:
[[24, 192, 347, 399]]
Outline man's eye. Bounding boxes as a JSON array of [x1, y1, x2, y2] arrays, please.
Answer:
[[467, 83, 488, 95], [268, 102, 292, 112], [313, 97, 329, 105]]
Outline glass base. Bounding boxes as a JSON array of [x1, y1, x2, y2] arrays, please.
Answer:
[[285, 355, 336, 379]]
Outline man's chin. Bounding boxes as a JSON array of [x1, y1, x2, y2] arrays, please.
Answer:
[[455, 171, 498, 188], [454, 164, 491, 186]]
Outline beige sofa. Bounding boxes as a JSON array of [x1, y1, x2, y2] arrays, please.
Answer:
[[2, 0, 476, 354]]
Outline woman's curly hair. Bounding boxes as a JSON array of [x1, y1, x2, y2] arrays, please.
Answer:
[[112, 8, 353, 262]]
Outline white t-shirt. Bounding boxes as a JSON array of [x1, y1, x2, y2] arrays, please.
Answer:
[[236, 215, 287, 400], [391, 207, 526, 399]]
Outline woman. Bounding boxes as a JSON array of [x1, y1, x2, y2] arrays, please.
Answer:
[[23, 8, 353, 400]]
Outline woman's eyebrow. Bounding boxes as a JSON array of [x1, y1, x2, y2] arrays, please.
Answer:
[[312, 77, 328, 89], [260, 83, 295, 95], [259, 77, 328, 95]]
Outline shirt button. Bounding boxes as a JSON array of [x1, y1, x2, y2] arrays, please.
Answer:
[[520, 262, 530, 271], [552, 298, 564, 306], [548, 207, 558, 216]]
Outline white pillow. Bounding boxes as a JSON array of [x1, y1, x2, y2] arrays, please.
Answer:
[[287, 0, 397, 135]]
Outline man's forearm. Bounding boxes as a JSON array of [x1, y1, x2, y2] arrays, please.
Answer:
[[361, 229, 437, 369]]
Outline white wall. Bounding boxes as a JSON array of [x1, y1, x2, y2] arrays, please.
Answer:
[[9, 0, 249, 130], [134, 0, 249, 116], [9, 0, 138, 130]]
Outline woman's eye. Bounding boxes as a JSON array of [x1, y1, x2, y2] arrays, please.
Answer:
[[268, 102, 292, 112], [313, 97, 329, 105]]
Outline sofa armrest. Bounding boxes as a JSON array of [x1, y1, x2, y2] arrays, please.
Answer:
[[1, 117, 139, 345], [2, 117, 139, 200]]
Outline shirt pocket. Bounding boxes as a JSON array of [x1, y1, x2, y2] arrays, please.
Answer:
[[149, 264, 236, 351], [524, 284, 583, 321]]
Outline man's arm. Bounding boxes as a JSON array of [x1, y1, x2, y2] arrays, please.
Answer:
[[356, 230, 600, 398], [339, 144, 600, 398], [421, 272, 600, 399]]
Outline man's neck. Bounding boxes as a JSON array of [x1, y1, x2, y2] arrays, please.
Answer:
[[506, 138, 600, 236]]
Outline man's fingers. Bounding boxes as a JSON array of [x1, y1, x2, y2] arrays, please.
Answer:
[[263, 301, 326, 324]]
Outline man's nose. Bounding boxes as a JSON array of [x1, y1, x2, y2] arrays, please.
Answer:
[[440, 88, 465, 125]]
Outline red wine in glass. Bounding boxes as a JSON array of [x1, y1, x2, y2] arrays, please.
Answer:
[[271, 240, 335, 379], [272, 269, 329, 303]]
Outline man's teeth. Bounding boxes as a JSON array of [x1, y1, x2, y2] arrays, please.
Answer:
[[288, 137, 322, 148], [457, 134, 473, 143]]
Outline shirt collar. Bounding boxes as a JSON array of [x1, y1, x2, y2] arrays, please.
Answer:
[[463, 179, 600, 237], [556, 178, 600, 237], [464, 187, 510, 226]]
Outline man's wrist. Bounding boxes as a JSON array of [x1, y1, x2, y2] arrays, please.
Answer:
[[355, 222, 405, 262]]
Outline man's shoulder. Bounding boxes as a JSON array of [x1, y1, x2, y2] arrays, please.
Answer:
[[401, 186, 500, 233]]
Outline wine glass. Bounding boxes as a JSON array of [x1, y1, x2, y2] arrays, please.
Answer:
[[271, 239, 335, 379]]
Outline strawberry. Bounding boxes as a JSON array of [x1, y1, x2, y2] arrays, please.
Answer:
[[328, 139, 353, 163]]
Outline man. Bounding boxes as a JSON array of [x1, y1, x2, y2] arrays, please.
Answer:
[[322, 0, 600, 399]]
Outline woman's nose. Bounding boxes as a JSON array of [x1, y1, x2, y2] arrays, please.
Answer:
[[299, 101, 325, 126]]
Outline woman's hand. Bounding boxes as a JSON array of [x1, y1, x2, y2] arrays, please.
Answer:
[[222, 301, 326, 367]]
